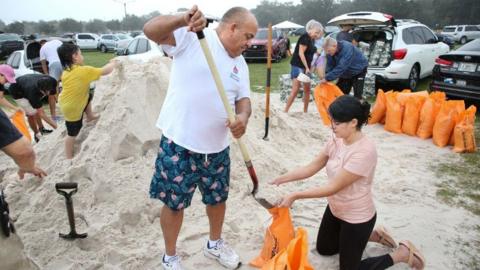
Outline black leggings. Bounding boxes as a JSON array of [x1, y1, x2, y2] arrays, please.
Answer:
[[337, 68, 367, 99], [316, 205, 394, 270]]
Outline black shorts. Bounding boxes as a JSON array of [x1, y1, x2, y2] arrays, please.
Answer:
[[65, 118, 83, 137], [64, 93, 92, 137]]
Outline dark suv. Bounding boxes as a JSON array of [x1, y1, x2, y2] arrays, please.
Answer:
[[243, 28, 288, 62], [0, 33, 24, 59]]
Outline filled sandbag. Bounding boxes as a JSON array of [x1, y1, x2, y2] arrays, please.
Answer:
[[432, 100, 465, 147], [250, 207, 295, 268], [384, 92, 404, 133], [313, 83, 344, 126], [368, 89, 388, 124], [261, 227, 313, 270], [402, 95, 427, 136], [453, 105, 477, 153], [416, 92, 446, 139]]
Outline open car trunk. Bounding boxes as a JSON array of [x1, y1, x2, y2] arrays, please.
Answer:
[[25, 41, 45, 73]]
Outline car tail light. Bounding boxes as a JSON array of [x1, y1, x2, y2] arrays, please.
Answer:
[[435, 57, 453, 66], [383, 14, 393, 20], [392, 49, 407, 60]]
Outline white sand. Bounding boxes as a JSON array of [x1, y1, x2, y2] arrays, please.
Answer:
[[0, 56, 478, 269]]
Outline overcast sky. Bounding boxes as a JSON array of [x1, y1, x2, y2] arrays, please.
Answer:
[[1, 0, 301, 24]]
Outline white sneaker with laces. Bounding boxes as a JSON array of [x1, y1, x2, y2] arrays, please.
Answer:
[[203, 239, 240, 269], [162, 255, 183, 270]]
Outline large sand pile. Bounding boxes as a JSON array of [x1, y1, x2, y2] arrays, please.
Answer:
[[0, 56, 478, 269]]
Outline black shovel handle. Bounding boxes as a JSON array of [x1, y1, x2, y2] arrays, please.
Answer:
[[55, 182, 78, 190]]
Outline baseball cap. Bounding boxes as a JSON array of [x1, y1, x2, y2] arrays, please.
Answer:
[[0, 64, 16, 83]]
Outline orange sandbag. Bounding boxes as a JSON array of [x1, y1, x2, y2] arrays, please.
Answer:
[[250, 207, 295, 268], [432, 100, 465, 147], [416, 92, 446, 139], [453, 105, 477, 153], [368, 89, 387, 124], [402, 95, 426, 136], [396, 90, 429, 105], [10, 110, 32, 142], [261, 227, 313, 270], [384, 92, 404, 133], [313, 83, 344, 126]]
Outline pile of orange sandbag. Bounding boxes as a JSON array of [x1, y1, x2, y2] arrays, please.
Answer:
[[369, 90, 477, 153]]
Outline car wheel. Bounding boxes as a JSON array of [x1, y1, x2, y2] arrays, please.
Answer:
[[100, 45, 107, 53], [407, 65, 419, 91], [459, 36, 467, 44]]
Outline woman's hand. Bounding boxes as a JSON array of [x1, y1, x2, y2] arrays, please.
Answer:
[[268, 177, 284, 186], [276, 193, 297, 208]]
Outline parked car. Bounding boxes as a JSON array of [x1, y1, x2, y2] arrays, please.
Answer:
[[0, 33, 24, 59], [242, 28, 288, 62], [117, 35, 165, 62], [6, 38, 74, 78], [324, 25, 340, 35], [435, 33, 455, 49], [290, 27, 306, 36], [441, 25, 480, 44], [74, 33, 99, 50], [97, 33, 133, 53], [430, 38, 480, 101], [327, 11, 450, 91]]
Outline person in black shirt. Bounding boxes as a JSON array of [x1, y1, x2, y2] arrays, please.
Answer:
[[9, 74, 58, 142], [285, 20, 323, 113]]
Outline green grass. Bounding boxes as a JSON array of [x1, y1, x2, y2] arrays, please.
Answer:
[[83, 51, 115, 67], [433, 118, 480, 216], [248, 56, 292, 93]]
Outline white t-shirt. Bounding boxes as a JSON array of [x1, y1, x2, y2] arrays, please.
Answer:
[[39, 40, 62, 64], [158, 27, 250, 154]]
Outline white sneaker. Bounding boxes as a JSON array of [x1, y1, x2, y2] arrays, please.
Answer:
[[162, 255, 183, 270], [203, 239, 240, 269]]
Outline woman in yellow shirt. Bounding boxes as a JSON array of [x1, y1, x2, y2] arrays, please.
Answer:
[[57, 43, 117, 159]]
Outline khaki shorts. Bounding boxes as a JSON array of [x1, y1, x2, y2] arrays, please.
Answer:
[[15, 98, 37, 116]]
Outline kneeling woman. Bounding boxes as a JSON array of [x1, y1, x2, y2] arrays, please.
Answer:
[[270, 95, 425, 270]]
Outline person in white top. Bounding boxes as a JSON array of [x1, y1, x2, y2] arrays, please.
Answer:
[[144, 6, 258, 270], [270, 95, 426, 270], [39, 39, 63, 120]]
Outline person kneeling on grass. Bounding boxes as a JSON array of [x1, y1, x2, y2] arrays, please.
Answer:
[[57, 43, 118, 159], [270, 95, 425, 270], [9, 73, 58, 142]]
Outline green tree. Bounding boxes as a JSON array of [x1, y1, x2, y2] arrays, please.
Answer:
[[106, 20, 122, 32], [122, 15, 145, 31], [5, 21, 25, 34], [85, 19, 107, 33], [0, 20, 6, 32], [36, 20, 57, 35], [59, 18, 83, 33]]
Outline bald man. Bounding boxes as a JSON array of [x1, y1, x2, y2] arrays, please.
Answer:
[[144, 6, 258, 270]]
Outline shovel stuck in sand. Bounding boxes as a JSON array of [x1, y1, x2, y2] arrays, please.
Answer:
[[195, 23, 273, 210], [56, 182, 87, 239]]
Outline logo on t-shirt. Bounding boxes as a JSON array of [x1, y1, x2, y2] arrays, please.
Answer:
[[230, 65, 240, 82]]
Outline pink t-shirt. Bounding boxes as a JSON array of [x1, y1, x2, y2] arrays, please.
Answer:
[[322, 136, 377, 224]]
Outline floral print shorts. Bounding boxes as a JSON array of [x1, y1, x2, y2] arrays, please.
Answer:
[[149, 136, 230, 210]]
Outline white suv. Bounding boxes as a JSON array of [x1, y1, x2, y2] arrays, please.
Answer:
[[74, 33, 99, 50], [441, 25, 480, 44], [327, 12, 450, 92]]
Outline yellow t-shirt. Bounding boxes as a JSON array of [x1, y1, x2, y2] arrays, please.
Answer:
[[59, 65, 102, 121]]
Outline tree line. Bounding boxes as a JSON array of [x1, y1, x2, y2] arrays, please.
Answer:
[[252, 0, 479, 29], [1, 0, 478, 35]]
